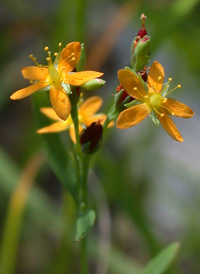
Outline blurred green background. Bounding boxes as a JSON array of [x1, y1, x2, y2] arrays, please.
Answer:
[[0, 0, 200, 273]]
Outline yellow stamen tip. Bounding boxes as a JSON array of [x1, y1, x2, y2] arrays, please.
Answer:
[[163, 98, 167, 103], [29, 80, 33, 84], [54, 52, 58, 56], [168, 77, 172, 82], [158, 76, 162, 81], [71, 57, 76, 61], [144, 95, 148, 99], [59, 42, 62, 47], [171, 112, 175, 115], [133, 87, 137, 91], [29, 54, 34, 59], [44, 46, 49, 51], [160, 113, 164, 117], [177, 84, 181, 88], [46, 57, 50, 61]]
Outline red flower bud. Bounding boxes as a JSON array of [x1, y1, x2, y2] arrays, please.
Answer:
[[80, 121, 103, 154], [136, 66, 149, 82], [116, 85, 135, 103]]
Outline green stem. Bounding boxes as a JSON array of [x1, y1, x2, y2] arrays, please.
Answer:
[[80, 237, 88, 274], [76, 0, 87, 42], [79, 156, 90, 274], [71, 98, 90, 274]]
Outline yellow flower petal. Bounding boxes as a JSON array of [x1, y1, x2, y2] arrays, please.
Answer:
[[147, 61, 165, 93], [118, 69, 147, 101], [157, 110, 183, 142], [69, 124, 83, 143], [40, 107, 60, 121], [83, 114, 107, 127], [117, 103, 150, 129], [59, 41, 81, 73], [162, 98, 194, 118], [65, 71, 103, 86], [37, 121, 68, 134], [49, 86, 71, 121], [22, 66, 48, 80], [79, 96, 103, 116], [10, 80, 48, 100]]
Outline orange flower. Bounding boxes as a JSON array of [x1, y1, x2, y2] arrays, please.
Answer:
[[10, 42, 103, 120], [37, 96, 108, 143], [117, 61, 194, 142]]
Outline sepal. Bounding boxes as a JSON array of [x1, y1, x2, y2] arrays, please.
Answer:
[[62, 83, 72, 94], [149, 111, 160, 127]]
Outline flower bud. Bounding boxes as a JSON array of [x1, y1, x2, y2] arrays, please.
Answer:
[[116, 85, 134, 103], [81, 79, 106, 90], [131, 13, 150, 72], [136, 66, 148, 82], [80, 121, 103, 154]]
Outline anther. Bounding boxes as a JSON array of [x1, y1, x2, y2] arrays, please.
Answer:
[[171, 112, 175, 115], [163, 98, 167, 103], [71, 57, 76, 61], [158, 76, 162, 81], [58, 42, 62, 47], [144, 95, 148, 99], [168, 77, 172, 82], [177, 84, 181, 88], [29, 80, 33, 84], [46, 57, 50, 61], [54, 52, 58, 56], [133, 87, 137, 91], [29, 54, 34, 59], [44, 46, 49, 51], [160, 113, 164, 117]]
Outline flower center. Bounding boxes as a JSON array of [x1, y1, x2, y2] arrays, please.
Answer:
[[149, 93, 161, 108], [48, 64, 60, 84]]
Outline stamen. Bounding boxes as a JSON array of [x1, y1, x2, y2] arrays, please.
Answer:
[[44, 46, 49, 51], [54, 52, 58, 57], [153, 107, 164, 117], [161, 99, 175, 115], [28, 52, 48, 75], [164, 84, 181, 96], [168, 77, 172, 82], [161, 105, 174, 115], [29, 80, 34, 84], [133, 86, 146, 99], [58, 42, 62, 52], [154, 75, 163, 93], [29, 54, 41, 67]]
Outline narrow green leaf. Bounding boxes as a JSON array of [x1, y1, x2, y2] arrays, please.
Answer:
[[75, 209, 96, 241], [32, 92, 78, 203], [141, 242, 180, 274]]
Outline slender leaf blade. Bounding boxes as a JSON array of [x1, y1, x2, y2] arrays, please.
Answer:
[[141, 242, 180, 274]]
